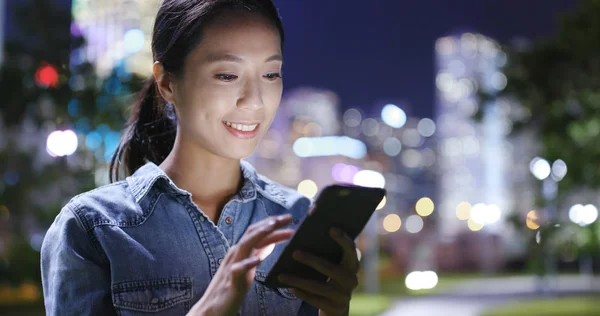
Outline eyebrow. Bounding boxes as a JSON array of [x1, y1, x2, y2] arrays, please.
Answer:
[[205, 53, 283, 63]]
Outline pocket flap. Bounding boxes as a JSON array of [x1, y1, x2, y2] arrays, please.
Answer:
[[112, 277, 192, 312]]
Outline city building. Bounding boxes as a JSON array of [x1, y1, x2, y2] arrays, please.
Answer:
[[71, 0, 158, 77]]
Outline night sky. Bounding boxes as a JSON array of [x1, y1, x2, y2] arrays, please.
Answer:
[[5, 0, 578, 118]]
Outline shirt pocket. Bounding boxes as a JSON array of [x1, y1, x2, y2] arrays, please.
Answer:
[[112, 277, 192, 315]]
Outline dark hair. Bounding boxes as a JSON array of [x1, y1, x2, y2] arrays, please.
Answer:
[[109, 0, 285, 182]]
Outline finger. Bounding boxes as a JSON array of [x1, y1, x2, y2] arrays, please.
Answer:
[[230, 255, 261, 281], [289, 288, 347, 314], [292, 251, 359, 290], [254, 229, 294, 249], [278, 274, 344, 301], [236, 215, 292, 258], [330, 227, 360, 273]]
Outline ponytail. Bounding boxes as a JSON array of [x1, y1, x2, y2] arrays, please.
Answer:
[[109, 76, 177, 182]]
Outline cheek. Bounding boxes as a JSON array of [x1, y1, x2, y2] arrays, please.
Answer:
[[262, 84, 283, 115]]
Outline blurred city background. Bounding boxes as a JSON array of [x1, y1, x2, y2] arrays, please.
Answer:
[[0, 0, 599, 315]]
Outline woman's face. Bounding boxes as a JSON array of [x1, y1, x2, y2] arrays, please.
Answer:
[[170, 11, 283, 160]]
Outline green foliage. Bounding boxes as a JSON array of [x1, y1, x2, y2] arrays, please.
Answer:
[[0, 0, 145, 286], [500, 0, 600, 192]]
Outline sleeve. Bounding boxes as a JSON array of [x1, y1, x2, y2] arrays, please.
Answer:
[[40, 203, 116, 316]]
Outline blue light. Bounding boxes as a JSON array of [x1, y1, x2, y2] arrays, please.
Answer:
[[96, 95, 110, 111], [124, 29, 145, 54], [75, 118, 91, 134], [104, 131, 121, 162], [381, 104, 407, 128], [68, 99, 80, 117], [293, 136, 367, 159], [104, 76, 122, 95], [3, 170, 19, 186], [86, 131, 103, 150]]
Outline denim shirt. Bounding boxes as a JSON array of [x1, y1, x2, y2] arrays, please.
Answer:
[[41, 160, 318, 316]]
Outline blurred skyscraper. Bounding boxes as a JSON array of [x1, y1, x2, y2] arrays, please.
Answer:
[[434, 33, 537, 268], [71, 0, 158, 77]]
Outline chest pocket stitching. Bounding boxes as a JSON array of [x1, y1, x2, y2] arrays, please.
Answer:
[[112, 277, 192, 312]]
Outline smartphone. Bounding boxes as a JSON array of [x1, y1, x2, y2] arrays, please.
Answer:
[[263, 184, 386, 289]]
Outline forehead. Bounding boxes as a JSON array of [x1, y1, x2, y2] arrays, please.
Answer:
[[195, 11, 282, 59]]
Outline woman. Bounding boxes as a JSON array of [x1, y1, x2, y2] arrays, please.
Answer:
[[40, 0, 360, 315]]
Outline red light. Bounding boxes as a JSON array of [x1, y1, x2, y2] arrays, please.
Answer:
[[35, 63, 59, 88]]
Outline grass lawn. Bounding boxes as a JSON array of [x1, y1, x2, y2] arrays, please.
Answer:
[[349, 272, 490, 316], [481, 296, 600, 316]]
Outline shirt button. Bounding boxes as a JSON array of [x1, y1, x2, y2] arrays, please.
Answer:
[[225, 217, 232, 224], [151, 297, 159, 304], [218, 258, 223, 265]]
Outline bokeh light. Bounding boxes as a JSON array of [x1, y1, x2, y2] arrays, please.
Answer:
[[530, 157, 551, 180], [383, 137, 402, 156], [551, 159, 567, 181], [46, 130, 78, 157], [456, 202, 471, 220], [353, 170, 385, 188], [526, 210, 540, 230], [343, 108, 362, 127], [401, 149, 422, 169], [415, 197, 434, 217], [293, 136, 367, 159], [382, 214, 401, 232], [406, 215, 424, 234], [467, 218, 484, 231], [470, 203, 501, 225], [569, 204, 598, 227], [35, 63, 59, 88], [124, 28, 145, 54], [297, 179, 318, 199], [402, 129, 422, 147], [381, 104, 407, 128], [417, 118, 436, 137], [405, 271, 438, 291], [331, 163, 361, 183], [361, 118, 380, 136]]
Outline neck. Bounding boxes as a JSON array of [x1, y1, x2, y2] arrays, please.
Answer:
[[159, 132, 243, 222]]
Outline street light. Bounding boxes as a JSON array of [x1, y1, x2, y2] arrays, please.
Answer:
[[529, 156, 566, 294]]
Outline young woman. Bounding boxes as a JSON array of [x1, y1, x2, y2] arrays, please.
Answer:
[[41, 1, 360, 315]]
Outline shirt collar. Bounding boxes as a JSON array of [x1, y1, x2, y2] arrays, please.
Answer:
[[126, 160, 258, 203]]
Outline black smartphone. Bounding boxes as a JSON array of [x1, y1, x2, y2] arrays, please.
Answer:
[[264, 184, 386, 289]]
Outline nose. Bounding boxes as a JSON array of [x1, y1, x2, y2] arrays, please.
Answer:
[[237, 77, 264, 111]]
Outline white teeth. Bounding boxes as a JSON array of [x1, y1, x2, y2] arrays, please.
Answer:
[[223, 121, 258, 132]]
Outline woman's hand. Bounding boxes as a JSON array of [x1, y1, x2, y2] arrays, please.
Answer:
[[278, 227, 360, 316], [188, 214, 294, 316]]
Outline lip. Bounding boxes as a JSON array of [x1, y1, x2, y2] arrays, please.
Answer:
[[223, 121, 261, 139]]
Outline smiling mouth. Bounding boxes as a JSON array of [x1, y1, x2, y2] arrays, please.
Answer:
[[222, 120, 261, 139], [222, 120, 259, 132]]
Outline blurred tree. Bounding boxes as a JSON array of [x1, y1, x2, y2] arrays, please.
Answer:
[[499, 0, 600, 193], [487, 0, 600, 269], [0, 0, 145, 288]]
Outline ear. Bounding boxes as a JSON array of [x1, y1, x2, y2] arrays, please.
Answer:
[[153, 61, 177, 105]]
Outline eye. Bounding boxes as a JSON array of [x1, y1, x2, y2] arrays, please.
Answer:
[[215, 74, 238, 82], [264, 73, 282, 81]]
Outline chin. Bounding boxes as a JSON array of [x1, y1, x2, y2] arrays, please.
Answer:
[[220, 143, 258, 160]]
